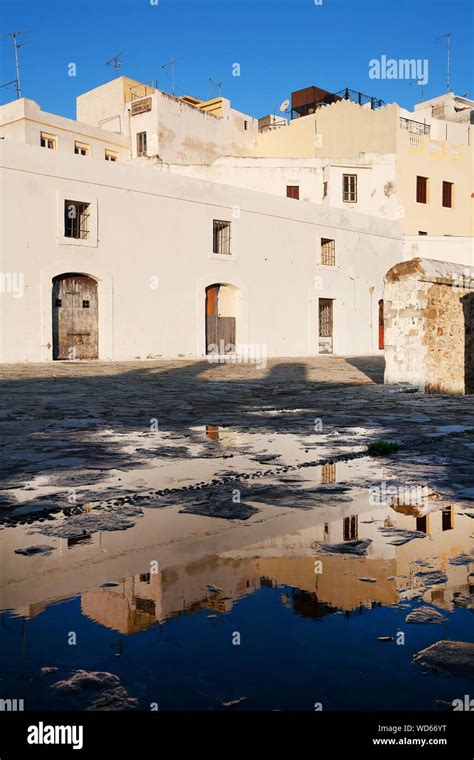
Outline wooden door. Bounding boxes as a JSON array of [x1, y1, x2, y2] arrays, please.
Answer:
[[205, 285, 236, 354], [318, 298, 333, 354], [52, 274, 98, 360]]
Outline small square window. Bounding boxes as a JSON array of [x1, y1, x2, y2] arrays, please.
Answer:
[[55, 298, 62, 307], [40, 132, 56, 150], [286, 185, 300, 200], [213, 220, 231, 255], [82, 300, 90, 308], [74, 141, 89, 156]]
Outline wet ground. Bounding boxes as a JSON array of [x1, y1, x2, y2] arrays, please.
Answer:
[[0, 357, 473, 710]]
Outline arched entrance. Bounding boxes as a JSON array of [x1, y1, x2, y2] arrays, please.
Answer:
[[205, 284, 238, 355], [378, 299, 384, 350], [52, 274, 98, 360]]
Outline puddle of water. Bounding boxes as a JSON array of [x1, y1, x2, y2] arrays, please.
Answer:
[[1, 488, 472, 710]]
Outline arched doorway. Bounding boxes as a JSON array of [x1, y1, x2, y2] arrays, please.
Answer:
[[205, 284, 238, 355], [52, 274, 98, 360], [378, 299, 384, 350]]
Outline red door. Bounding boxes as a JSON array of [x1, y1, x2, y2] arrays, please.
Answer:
[[378, 299, 384, 350]]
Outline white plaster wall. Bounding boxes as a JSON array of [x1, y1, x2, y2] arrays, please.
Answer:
[[324, 157, 400, 220], [162, 160, 322, 204], [160, 154, 401, 222], [125, 92, 258, 164], [0, 99, 129, 161], [0, 141, 403, 362], [403, 236, 474, 267]]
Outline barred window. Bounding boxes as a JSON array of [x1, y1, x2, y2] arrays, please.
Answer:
[[321, 238, 335, 266], [343, 173, 357, 202], [321, 463, 336, 483], [213, 220, 231, 255], [343, 515, 358, 541], [64, 200, 90, 240]]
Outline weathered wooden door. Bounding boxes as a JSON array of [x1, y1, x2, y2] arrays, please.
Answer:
[[52, 274, 98, 360], [205, 285, 236, 354], [378, 299, 384, 350], [318, 298, 333, 354]]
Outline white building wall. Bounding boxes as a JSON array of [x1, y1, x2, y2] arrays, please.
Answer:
[[0, 99, 129, 161], [124, 91, 258, 163], [159, 154, 402, 221], [0, 141, 403, 363], [403, 236, 474, 267]]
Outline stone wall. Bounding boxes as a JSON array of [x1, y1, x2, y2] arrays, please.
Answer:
[[384, 258, 474, 394]]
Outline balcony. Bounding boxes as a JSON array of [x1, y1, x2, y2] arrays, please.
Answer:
[[291, 86, 384, 119], [399, 117, 430, 136]]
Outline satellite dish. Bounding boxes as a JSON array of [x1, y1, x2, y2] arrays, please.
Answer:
[[279, 99, 290, 113]]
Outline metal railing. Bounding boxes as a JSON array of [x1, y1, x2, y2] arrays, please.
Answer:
[[399, 117, 430, 136], [291, 87, 384, 119], [335, 88, 385, 109]]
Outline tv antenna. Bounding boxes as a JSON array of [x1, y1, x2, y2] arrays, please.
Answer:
[[161, 57, 183, 96], [209, 77, 222, 99], [0, 30, 31, 99], [436, 32, 452, 91], [409, 80, 425, 101], [106, 49, 126, 78]]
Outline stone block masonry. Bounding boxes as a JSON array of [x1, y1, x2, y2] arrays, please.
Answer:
[[384, 258, 474, 394]]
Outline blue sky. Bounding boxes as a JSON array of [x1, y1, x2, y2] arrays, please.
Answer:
[[1, 0, 472, 119]]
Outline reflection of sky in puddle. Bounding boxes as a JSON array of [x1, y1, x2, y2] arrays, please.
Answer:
[[6, 423, 378, 510], [1, 483, 472, 711]]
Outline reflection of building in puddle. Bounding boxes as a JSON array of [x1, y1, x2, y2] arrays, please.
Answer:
[[11, 602, 46, 620], [81, 540, 399, 634], [7, 487, 472, 626], [81, 556, 260, 633], [204, 425, 239, 447], [321, 463, 336, 484], [205, 425, 219, 442], [390, 503, 472, 609]]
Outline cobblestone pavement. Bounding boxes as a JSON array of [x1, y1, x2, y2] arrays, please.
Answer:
[[1, 356, 474, 512]]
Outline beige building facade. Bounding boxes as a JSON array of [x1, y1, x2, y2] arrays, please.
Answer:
[[0, 77, 472, 364]]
